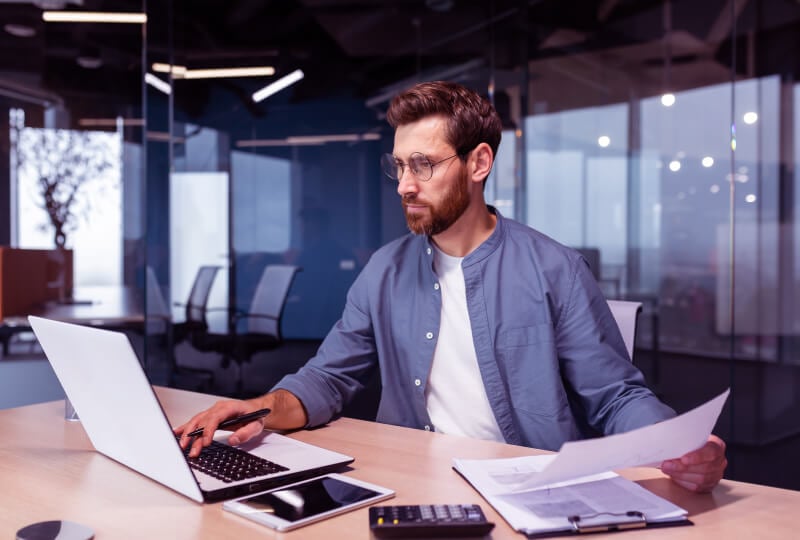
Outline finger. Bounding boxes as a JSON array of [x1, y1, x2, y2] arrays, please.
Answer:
[[176, 420, 203, 449], [177, 400, 255, 454], [668, 469, 712, 486], [188, 436, 207, 458], [670, 476, 699, 492], [681, 443, 723, 465], [670, 473, 717, 493], [675, 453, 727, 473], [228, 420, 264, 446], [667, 459, 726, 492], [660, 458, 683, 472]]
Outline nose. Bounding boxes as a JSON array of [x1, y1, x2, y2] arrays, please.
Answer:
[[396, 171, 419, 197]]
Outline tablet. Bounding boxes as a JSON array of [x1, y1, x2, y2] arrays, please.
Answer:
[[222, 473, 395, 531]]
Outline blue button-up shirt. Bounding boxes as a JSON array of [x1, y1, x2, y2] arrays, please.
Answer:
[[274, 208, 675, 451]]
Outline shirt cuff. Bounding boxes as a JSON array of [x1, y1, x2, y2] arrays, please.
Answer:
[[272, 373, 337, 428]]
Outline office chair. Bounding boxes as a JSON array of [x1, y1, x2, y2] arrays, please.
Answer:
[[170, 265, 222, 389], [190, 264, 300, 396], [606, 299, 642, 361], [172, 265, 222, 339]]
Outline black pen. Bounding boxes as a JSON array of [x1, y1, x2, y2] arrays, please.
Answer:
[[185, 408, 272, 437]]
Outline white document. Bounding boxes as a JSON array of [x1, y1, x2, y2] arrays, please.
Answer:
[[452, 391, 729, 534], [453, 455, 688, 535], [497, 388, 730, 492]]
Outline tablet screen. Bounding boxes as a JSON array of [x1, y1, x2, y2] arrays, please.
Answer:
[[236, 476, 383, 523]]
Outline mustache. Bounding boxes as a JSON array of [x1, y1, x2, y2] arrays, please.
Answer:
[[402, 194, 427, 205]]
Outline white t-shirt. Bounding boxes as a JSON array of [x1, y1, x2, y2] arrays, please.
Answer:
[[425, 246, 504, 442]]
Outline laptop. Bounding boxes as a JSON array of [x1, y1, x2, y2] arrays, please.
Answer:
[[28, 315, 354, 503]]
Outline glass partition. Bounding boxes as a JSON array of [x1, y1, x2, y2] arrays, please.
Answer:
[[0, 2, 147, 404], [0, 0, 797, 491]]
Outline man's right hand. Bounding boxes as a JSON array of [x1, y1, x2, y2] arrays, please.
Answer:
[[173, 389, 308, 458]]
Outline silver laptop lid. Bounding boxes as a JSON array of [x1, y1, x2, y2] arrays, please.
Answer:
[[28, 316, 205, 503]]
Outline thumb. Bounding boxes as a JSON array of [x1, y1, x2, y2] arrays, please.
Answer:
[[228, 420, 264, 446]]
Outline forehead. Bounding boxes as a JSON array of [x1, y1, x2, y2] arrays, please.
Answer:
[[392, 115, 451, 157]]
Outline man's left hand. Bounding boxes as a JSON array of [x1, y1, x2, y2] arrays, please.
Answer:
[[661, 434, 727, 493]]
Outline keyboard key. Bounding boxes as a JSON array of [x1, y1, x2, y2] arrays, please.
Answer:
[[179, 437, 288, 483]]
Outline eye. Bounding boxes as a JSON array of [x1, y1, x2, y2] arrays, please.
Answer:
[[380, 153, 404, 180], [408, 153, 430, 175]]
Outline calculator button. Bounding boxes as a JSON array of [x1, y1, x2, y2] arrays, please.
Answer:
[[369, 504, 495, 538]]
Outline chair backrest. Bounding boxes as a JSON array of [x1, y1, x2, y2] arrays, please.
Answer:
[[606, 299, 642, 361], [245, 264, 300, 338], [185, 265, 221, 326]]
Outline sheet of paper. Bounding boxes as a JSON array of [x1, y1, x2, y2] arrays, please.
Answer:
[[452, 455, 687, 534], [502, 388, 729, 492], [495, 475, 687, 533], [453, 454, 615, 497]]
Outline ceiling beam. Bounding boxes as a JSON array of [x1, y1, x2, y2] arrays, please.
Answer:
[[597, 0, 621, 22], [706, 0, 751, 44]]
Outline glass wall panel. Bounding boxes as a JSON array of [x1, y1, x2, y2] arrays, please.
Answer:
[[0, 2, 147, 404], [137, 0, 800, 490], [14, 123, 123, 286], [525, 103, 628, 291]]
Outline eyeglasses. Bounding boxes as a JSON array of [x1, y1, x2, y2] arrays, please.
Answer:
[[380, 152, 460, 182]]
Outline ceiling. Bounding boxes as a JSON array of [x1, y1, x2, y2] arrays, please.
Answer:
[[2, 0, 800, 128]]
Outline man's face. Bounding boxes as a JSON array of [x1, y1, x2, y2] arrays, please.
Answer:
[[393, 116, 470, 236]]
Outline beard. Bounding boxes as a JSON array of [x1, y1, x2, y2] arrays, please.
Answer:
[[402, 169, 470, 236]]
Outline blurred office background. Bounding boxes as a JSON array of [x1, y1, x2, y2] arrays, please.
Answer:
[[0, 0, 799, 490]]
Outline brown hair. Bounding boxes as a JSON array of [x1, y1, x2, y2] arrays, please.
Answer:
[[386, 81, 502, 160]]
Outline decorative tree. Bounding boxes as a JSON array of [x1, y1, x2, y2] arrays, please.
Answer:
[[14, 127, 117, 248]]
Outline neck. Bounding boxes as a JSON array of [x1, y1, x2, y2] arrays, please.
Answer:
[[432, 202, 496, 257]]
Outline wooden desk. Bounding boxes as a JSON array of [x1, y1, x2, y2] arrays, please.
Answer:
[[9, 285, 142, 326], [0, 387, 795, 539], [1, 286, 144, 355]]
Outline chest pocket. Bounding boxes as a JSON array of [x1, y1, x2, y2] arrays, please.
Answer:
[[496, 323, 567, 418]]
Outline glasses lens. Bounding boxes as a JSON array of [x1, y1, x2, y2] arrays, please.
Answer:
[[409, 153, 433, 181], [380, 153, 402, 180]]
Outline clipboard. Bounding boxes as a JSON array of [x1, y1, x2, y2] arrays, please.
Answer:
[[452, 457, 692, 538], [521, 510, 693, 538]]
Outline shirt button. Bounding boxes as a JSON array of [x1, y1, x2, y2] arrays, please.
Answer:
[[426, 247, 432, 255], [424, 425, 431, 431], [425, 332, 433, 339], [414, 378, 421, 386], [434, 283, 440, 290]]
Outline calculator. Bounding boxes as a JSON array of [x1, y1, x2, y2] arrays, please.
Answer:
[[369, 504, 495, 537]]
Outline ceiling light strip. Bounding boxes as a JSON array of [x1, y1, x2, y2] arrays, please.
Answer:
[[237, 139, 321, 147], [252, 69, 304, 102], [42, 11, 148, 24], [182, 67, 275, 79], [237, 132, 380, 147], [151, 63, 274, 79], [145, 73, 172, 95], [152, 63, 187, 75], [79, 118, 145, 127]]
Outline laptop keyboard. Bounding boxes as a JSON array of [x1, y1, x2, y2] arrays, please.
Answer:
[[181, 438, 289, 483]]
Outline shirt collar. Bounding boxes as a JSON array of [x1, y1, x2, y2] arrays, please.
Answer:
[[422, 205, 505, 267]]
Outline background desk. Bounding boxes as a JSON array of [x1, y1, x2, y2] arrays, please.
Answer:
[[0, 286, 143, 355], [0, 387, 796, 539]]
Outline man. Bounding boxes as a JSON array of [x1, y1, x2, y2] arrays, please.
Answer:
[[177, 81, 726, 493]]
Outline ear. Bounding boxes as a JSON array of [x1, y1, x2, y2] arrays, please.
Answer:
[[468, 142, 494, 185]]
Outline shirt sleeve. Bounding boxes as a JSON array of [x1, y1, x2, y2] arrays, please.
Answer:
[[271, 270, 380, 427], [555, 255, 676, 434]]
